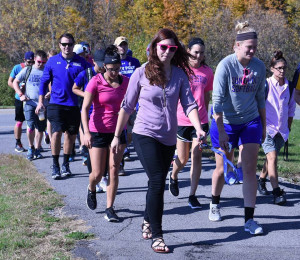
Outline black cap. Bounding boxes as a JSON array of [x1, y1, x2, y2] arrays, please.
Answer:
[[93, 49, 105, 68], [104, 52, 121, 65]]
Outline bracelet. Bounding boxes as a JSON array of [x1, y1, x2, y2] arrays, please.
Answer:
[[114, 135, 120, 138]]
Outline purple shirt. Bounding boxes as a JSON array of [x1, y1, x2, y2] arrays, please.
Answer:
[[122, 65, 197, 146], [266, 76, 296, 141]]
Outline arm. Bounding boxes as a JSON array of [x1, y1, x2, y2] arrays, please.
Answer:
[[214, 112, 230, 151], [204, 91, 211, 113], [72, 83, 85, 98], [13, 78, 28, 101], [8, 76, 15, 89], [35, 95, 45, 114], [258, 107, 266, 142], [81, 91, 94, 149], [187, 108, 206, 142]]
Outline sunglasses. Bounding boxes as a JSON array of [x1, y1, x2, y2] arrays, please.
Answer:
[[36, 60, 47, 64], [26, 60, 35, 64], [105, 66, 120, 72], [157, 43, 178, 52], [241, 68, 249, 85], [60, 42, 74, 47], [274, 66, 287, 72]]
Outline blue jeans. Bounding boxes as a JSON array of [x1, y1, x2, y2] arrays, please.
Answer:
[[133, 133, 175, 238]]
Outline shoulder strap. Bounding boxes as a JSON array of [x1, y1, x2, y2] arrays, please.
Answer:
[[288, 80, 294, 104], [85, 67, 93, 82], [25, 66, 32, 84]]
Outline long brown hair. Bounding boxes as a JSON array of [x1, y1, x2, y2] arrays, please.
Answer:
[[145, 28, 192, 86]]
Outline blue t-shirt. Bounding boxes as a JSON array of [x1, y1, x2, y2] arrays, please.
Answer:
[[120, 56, 141, 78], [39, 53, 91, 106], [10, 63, 25, 100]]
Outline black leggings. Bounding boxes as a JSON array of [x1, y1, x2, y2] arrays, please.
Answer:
[[133, 133, 175, 238]]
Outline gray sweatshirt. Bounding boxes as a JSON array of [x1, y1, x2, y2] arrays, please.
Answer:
[[212, 53, 266, 124]]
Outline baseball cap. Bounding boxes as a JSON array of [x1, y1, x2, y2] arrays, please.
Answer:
[[73, 44, 85, 55], [24, 51, 34, 60], [93, 49, 105, 68], [114, 36, 128, 46]]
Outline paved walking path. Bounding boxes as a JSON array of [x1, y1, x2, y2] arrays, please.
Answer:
[[1, 109, 300, 260]]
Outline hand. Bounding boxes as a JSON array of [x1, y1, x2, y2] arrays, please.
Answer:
[[196, 129, 207, 144], [84, 132, 93, 149], [111, 136, 120, 154], [35, 102, 45, 115], [20, 95, 29, 102], [219, 130, 230, 152]]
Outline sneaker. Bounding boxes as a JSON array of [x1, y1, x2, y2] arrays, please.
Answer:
[[168, 171, 179, 197], [273, 189, 286, 205], [51, 165, 61, 180], [244, 219, 263, 235], [118, 165, 126, 176], [188, 195, 202, 209], [34, 148, 43, 159], [82, 154, 88, 166], [123, 153, 132, 161], [68, 154, 75, 162], [15, 143, 26, 152], [95, 183, 103, 193], [237, 167, 243, 184], [209, 202, 221, 221], [104, 207, 119, 222], [100, 176, 108, 192], [27, 147, 35, 161], [61, 163, 72, 177], [257, 178, 270, 195], [86, 185, 97, 210], [44, 133, 50, 145]]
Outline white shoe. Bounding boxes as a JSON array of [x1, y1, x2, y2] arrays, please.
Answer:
[[209, 202, 222, 221], [244, 219, 263, 235], [100, 177, 108, 192], [95, 183, 103, 193]]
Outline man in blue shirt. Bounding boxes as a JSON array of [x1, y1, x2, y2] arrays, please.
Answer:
[[293, 63, 300, 105], [8, 51, 35, 152], [36, 33, 90, 180]]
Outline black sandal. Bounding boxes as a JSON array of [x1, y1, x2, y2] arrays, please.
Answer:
[[141, 221, 152, 240], [151, 238, 170, 253]]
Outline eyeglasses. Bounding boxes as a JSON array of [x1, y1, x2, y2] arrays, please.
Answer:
[[36, 60, 47, 64], [26, 60, 35, 64], [274, 66, 287, 72], [60, 42, 74, 47], [157, 43, 178, 52], [105, 66, 120, 72], [242, 68, 249, 85]]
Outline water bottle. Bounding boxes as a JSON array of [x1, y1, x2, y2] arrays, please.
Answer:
[[38, 108, 45, 121]]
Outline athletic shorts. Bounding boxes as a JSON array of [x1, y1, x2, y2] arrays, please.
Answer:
[[177, 123, 209, 142], [90, 130, 126, 148], [210, 116, 262, 149], [47, 104, 80, 135], [14, 98, 25, 122], [24, 103, 46, 132], [262, 133, 285, 154]]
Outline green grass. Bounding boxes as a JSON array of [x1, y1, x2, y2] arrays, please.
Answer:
[[0, 154, 94, 260]]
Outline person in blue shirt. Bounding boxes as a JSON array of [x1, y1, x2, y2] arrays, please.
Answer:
[[8, 51, 35, 152], [293, 63, 300, 105], [114, 36, 141, 173], [36, 33, 91, 180]]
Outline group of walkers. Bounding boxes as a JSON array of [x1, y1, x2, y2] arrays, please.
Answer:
[[8, 21, 300, 253]]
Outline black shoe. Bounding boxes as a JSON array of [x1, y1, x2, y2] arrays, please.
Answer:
[[61, 163, 72, 177], [168, 171, 179, 197], [273, 189, 287, 205], [104, 207, 119, 222], [188, 195, 202, 209], [51, 165, 61, 180], [257, 178, 270, 195], [86, 185, 97, 210]]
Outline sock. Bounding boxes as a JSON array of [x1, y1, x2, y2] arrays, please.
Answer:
[[63, 154, 70, 165], [245, 207, 255, 223], [52, 155, 59, 166], [16, 139, 21, 145], [31, 145, 35, 150], [272, 187, 281, 196], [212, 195, 220, 204], [259, 177, 267, 182]]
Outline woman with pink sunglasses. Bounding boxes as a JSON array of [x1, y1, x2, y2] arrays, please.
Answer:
[[111, 28, 206, 253], [210, 21, 266, 235]]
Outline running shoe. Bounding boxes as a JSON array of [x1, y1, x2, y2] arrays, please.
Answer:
[[51, 165, 61, 180], [273, 189, 286, 205], [188, 195, 202, 209], [237, 167, 243, 184], [100, 176, 108, 192], [27, 147, 35, 161], [104, 207, 119, 222], [15, 143, 26, 152], [86, 185, 97, 210], [61, 163, 72, 177], [68, 154, 75, 162], [34, 148, 43, 159], [168, 171, 179, 197], [123, 153, 132, 161], [118, 165, 126, 176], [244, 219, 263, 235], [257, 178, 270, 195], [209, 202, 221, 221], [95, 183, 103, 193]]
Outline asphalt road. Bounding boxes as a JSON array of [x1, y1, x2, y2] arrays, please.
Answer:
[[1, 108, 300, 260]]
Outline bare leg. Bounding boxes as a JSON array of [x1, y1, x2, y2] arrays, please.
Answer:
[[189, 139, 203, 196], [35, 131, 43, 149], [27, 128, 35, 147], [63, 131, 77, 154], [171, 140, 189, 180], [51, 131, 62, 155], [14, 123, 22, 140], [265, 151, 279, 189]]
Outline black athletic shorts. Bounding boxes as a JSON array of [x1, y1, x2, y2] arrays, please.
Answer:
[[90, 130, 126, 148], [14, 98, 25, 122], [47, 104, 80, 135], [177, 123, 209, 142]]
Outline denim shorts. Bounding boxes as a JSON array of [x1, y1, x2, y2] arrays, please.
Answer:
[[262, 133, 285, 154], [24, 103, 46, 132], [90, 130, 126, 148], [177, 123, 209, 142], [210, 116, 262, 149]]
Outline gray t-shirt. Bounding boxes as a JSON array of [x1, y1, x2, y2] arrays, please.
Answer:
[[212, 53, 266, 124], [16, 66, 44, 107]]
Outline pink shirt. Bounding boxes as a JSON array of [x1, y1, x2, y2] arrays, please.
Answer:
[[177, 65, 213, 125], [86, 73, 129, 133], [265, 76, 296, 141]]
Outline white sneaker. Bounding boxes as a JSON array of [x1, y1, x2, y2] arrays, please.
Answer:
[[244, 219, 263, 235], [95, 183, 103, 193], [100, 177, 108, 192], [209, 202, 221, 221]]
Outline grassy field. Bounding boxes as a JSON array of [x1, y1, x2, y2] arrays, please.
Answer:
[[0, 154, 94, 260]]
